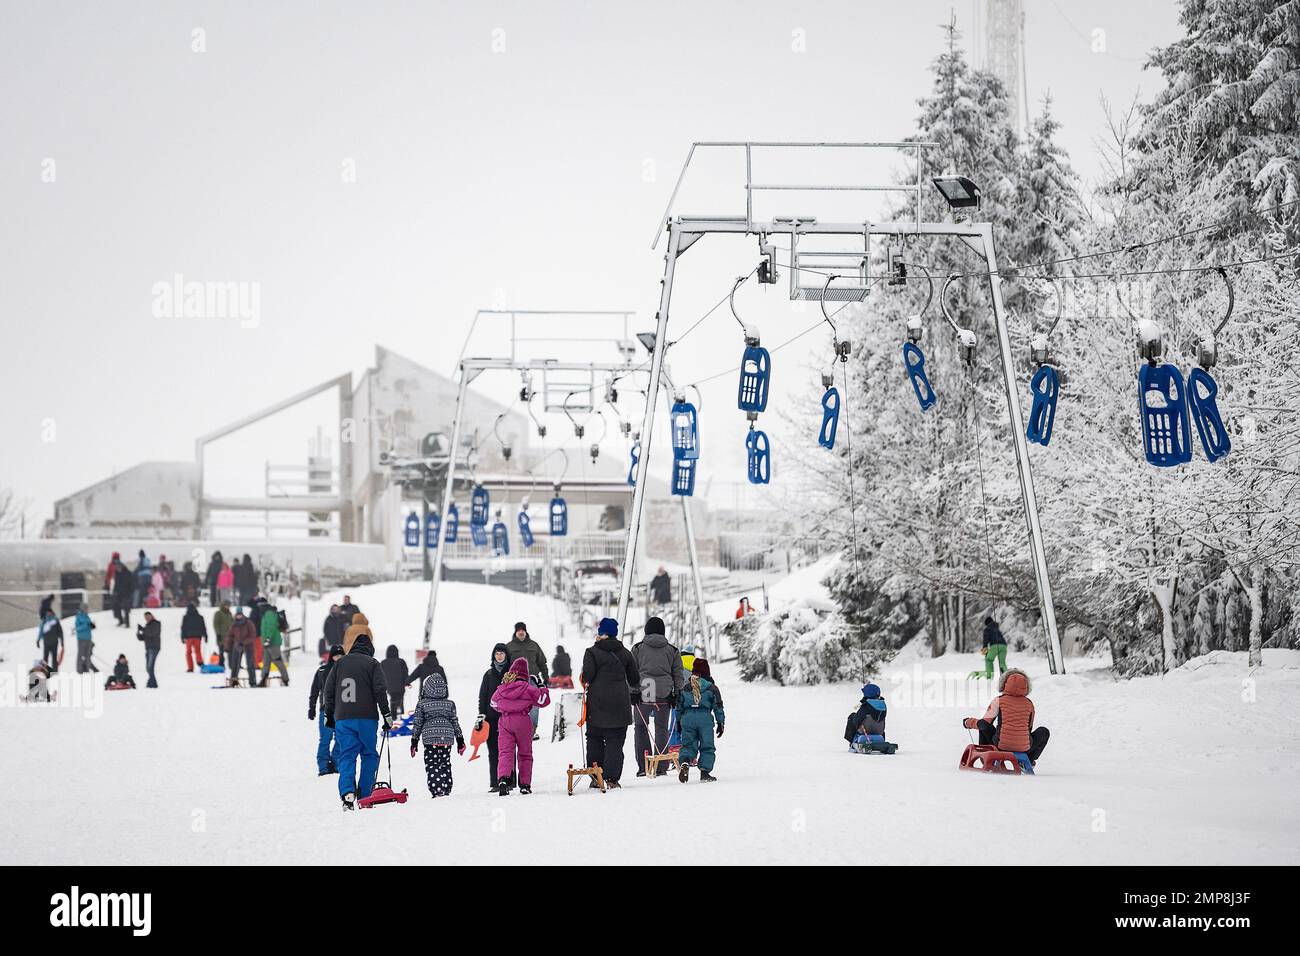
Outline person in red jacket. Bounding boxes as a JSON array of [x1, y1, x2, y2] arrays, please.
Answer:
[[963, 668, 1049, 764]]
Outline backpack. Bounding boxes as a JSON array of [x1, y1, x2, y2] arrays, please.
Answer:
[[843, 712, 859, 743], [277, 609, 289, 631]]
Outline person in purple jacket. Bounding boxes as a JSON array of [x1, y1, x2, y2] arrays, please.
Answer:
[[490, 658, 550, 795]]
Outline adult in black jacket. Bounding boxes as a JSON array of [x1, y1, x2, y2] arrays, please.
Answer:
[[552, 645, 572, 678], [580, 618, 640, 787], [407, 649, 446, 688], [476, 643, 510, 792], [321, 634, 392, 807], [235, 555, 257, 607], [205, 550, 223, 607], [339, 594, 361, 622], [112, 561, 136, 627], [136, 612, 162, 688], [322, 605, 346, 653], [178, 562, 201, 605], [650, 567, 672, 605], [308, 644, 344, 775], [379, 645, 409, 717]]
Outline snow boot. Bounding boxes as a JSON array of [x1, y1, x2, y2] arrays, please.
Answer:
[[341, 793, 356, 811], [519, 785, 532, 795], [636, 769, 647, 778], [326, 760, 337, 774], [678, 762, 690, 783], [700, 770, 717, 782], [606, 780, 622, 790], [498, 777, 511, 796]]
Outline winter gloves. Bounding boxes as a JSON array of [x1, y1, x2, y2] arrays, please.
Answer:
[[716, 724, 725, 738]]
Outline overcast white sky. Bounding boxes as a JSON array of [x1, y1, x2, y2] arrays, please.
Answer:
[[0, 0, 1181, 531]]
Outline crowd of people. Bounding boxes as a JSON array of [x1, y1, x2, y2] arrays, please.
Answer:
[[103, 549, 261, 625], [309, 612, 725, 809], [27, 556, 300, 696]]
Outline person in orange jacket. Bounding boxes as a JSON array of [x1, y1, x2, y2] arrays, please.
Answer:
[[963, 668, 1049, 765]]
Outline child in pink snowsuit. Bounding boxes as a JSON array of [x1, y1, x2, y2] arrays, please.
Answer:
[[490, 657, 550, 795]]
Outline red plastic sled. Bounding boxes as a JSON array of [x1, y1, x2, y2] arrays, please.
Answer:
[[357, 784, 408, 808], [467, 719, 490, 762], [959, 744, 1028, 775]]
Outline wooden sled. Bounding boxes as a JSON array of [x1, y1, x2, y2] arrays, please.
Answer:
[[567, 763, 606, 795], [644, 748, 681, 778]]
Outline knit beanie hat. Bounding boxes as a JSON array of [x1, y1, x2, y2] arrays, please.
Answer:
[[597, 617, 619, 638], [645, 616, 665, 636]]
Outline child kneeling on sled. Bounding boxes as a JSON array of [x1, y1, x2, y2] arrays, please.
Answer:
[[409, 673, 465, 798], [490, 658, 550, 795], [844, 682, 894, 753], [963, 668, 1049, 765], [675, 658, 725, 783]]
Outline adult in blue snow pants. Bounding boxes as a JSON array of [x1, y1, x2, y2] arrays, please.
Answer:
[[333, 719, 380, 799], [316, 713, 338, 774]]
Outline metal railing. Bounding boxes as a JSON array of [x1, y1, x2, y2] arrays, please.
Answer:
[[653, 141, 939, 248]]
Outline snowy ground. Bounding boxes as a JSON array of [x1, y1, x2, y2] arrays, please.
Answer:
[[1, 580, 1297, 865]]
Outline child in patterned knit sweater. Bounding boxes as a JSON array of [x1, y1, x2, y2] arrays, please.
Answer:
[[410, 673, 465, 797]]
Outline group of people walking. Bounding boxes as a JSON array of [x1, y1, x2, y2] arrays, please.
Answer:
[[310, 613, 726, 809]]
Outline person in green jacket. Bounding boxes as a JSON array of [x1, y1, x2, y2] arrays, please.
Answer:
[[213, 601, 234, 668], [258, 603, 289, 687], [675, 658, 725, 783], [981, 617, 1008, 680]]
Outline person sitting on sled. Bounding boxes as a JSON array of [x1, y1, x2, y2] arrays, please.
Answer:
[[105, 654, 136, 689], [409, 673, 465, 798], [963, 668, 1049, 765], [675, 658, 725, 783], [489, 658, 550, 796], [844, 683, 895, 753]]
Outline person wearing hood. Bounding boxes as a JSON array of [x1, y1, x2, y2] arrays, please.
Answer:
[[136, 612, 161, 688], [73, 605, 97, 674], [257, 601, 289, 687], [631, 616, 685, 776], [180, 602, 208, 673], [675, 658, 725, 783], [106, 653, 135, 689], [964, 668, 1050, 765], [309, 644, 344, 775], [477, 643, 511, 792], [226, 608, 258, 686], [580, 618, 640, 789], [980, 617, 1009, 680], [177, 561, 201, 605], [490, 658, 551, 795], [549, 645, 573, 689], [39, 593, 55, 621], [506, 622, 548, 738], [410, 673, 466, 798], [342, 611, 372, 654], [380, 645, 409, 716], [322, 634, 392, 809], [845, 683, 893, 753], [234, 554, 257, 607], [37, 609, 64, 673]]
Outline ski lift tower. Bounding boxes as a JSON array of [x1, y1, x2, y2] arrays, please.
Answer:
[[618, 142, 1065, 674]]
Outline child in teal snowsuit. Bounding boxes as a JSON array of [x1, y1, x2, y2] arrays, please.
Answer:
[[675, 658, 725, 782]]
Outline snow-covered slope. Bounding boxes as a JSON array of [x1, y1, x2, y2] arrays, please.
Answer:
[[1, 581, 1296, 865]]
